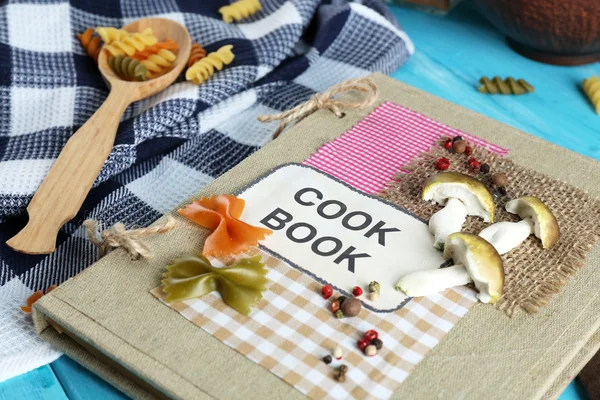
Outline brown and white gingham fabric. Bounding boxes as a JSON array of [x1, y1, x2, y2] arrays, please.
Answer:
[[152, 247, 475, 399]]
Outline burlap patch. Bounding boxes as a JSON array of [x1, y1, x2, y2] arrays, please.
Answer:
[[380, 141, 600, 316]]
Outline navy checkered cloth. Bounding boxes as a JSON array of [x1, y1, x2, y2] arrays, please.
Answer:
[[0, 0, 412, 381]]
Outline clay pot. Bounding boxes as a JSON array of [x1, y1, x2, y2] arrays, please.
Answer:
[[474, 0, 600, 65]]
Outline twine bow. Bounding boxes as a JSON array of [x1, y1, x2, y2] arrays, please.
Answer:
[[257, 77, 378, 139], [83, 216, 176, 260]]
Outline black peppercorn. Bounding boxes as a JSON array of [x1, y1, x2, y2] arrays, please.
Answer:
[[371, 338, 383, 350], [493, 187, 507, 199], [323, 355, 332, 364], [480, 163, 490, 174]]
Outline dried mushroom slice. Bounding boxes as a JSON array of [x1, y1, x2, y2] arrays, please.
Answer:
[[443, 232, 504, 304], [422, 172, 495, 249], [395, 233, 504, 304], [480, 196, 559, 254]]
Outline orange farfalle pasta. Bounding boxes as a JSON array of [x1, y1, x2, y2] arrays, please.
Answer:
[[77, 28, 101, 63], [131, 39, 178, 60], [21, 285, 57, 313], [187, 43, 207, 67], [178, 194, 272, 257]]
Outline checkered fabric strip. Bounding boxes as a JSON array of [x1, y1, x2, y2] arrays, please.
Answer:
[[0, 0, 414, 381], [152, 248, 477, 400], [304, 101, 510, 194]]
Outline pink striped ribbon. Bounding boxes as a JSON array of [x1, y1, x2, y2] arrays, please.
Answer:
[[303, 102, 508, 194]]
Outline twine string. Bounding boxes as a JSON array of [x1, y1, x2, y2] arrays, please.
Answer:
[[83, 216, 176, 260], [257, 77, 378, 139]]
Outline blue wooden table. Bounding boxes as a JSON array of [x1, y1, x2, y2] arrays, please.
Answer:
[[1, 1, 597, 399], [390, 2, 600, 161]]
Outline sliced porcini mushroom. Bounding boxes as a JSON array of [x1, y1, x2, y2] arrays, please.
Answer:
[[395, 232, 504, 304], [479, 196, 559, 255], [422, 172, 495, 249], [394, 264, 472, 298]]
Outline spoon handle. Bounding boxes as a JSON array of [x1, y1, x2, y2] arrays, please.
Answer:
[[7, 90, 132, 254]]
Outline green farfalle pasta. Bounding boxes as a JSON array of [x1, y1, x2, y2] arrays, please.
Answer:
[[478, 76, 534, 95], [109, 55, 148, 81], [162, 254, 268, 315]]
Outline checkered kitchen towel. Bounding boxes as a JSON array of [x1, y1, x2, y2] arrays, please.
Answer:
[[0, 0, 413, 381]]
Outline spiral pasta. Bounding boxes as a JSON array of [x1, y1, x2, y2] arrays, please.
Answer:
[[77, 28, 101, 63], [131, 39, 178, 60], [95, 27, 129, 44], [109, 55, 148, 81], [478, 76, 534, 95], [104, 28, 158, 57], [582, 76, 600, 114], [219, 0, 261, 23], [186, 45, 235, 85], [187, 43, 207, 67], [140, 49, 177, 76]]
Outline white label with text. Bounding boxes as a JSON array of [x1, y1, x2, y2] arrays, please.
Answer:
[[237, 164, 445, 312]]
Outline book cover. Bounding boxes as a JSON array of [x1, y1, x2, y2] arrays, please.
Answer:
[[32, 73, 600, 400]]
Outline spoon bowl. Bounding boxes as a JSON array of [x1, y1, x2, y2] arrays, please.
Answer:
[[7, 18, 192, 254], [98, 18, 192, 99]]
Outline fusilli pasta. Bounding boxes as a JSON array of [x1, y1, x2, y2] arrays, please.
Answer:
[[104, 28, 158, 57], [77, 28, 101, 63], [95, 27, 128, 44], [219, 0, 261, 23], [109, 55, 148, 81], [140, 49, 177, 76], [186, 45, 235, 85], [188, 43, 207, 67], [131, 39, 178, 60], [478, 76, 534, 95], [582, 76, 600, 114]]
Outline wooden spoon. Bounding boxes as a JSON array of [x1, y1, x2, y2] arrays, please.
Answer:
[[7, 18, 192, 254]]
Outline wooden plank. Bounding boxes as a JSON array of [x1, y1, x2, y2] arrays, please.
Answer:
[[0, 365, 67, 400], [50, 356, 127, 400], [560, 381, 589, 400]]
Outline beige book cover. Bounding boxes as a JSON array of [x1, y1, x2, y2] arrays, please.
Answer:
[[32, 73, 600, 400]]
